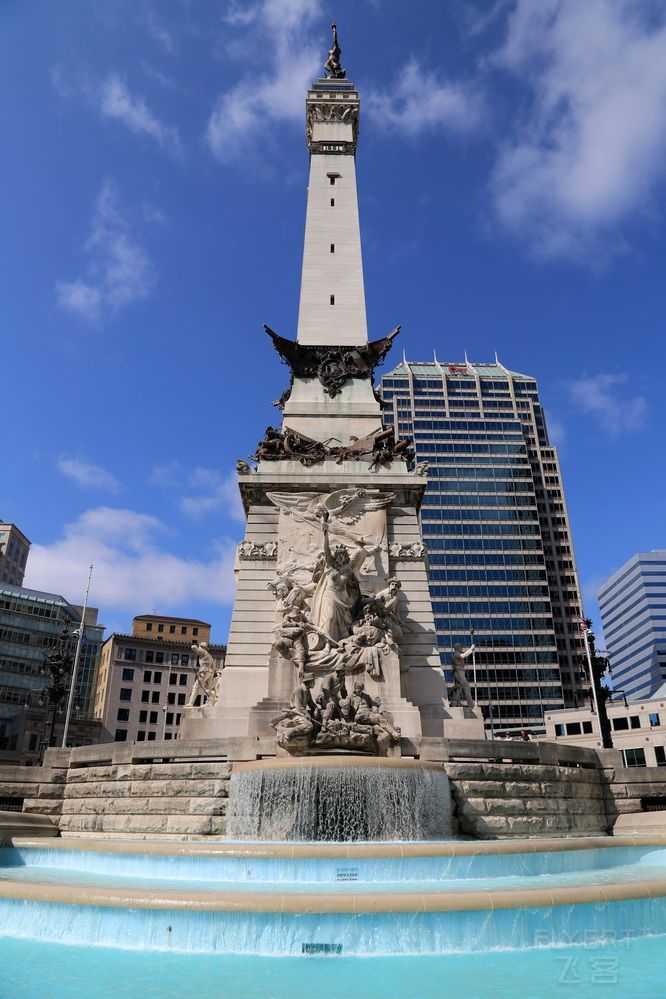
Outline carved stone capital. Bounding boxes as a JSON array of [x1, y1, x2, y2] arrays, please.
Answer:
[[238, 541, 278, 560], [389, 541, 427, 560]]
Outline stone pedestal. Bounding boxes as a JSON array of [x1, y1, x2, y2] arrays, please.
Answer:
[[441, 705, 486, 740]]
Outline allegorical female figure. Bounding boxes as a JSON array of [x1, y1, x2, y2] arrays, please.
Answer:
[[309, 512, 379, 643]]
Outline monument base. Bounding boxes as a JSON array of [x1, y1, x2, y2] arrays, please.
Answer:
[[441, 705, 486, 740]]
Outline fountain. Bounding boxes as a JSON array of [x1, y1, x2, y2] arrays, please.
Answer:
[[226, 758, 453, 841]]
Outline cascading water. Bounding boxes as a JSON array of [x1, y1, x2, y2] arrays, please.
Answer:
[[226, 763, 453, 841]]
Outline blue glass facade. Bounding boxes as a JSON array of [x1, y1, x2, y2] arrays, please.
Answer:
[[380, 361, 586, 731], [598, 551, 666, 700]]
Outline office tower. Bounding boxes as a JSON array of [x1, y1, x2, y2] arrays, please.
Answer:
[[380, 359, 586, 731], [598, 551, 666, 700], [0, 520, 30, 587]]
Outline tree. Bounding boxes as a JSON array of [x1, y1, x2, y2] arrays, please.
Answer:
[[582, 617, 613, 749]]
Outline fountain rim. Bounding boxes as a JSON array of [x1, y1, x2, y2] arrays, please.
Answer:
[[7, 833, 666, 858], [1, 872, 666, 913], [231, 755, 445, 773]]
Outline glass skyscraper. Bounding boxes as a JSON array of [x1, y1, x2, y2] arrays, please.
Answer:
[[598, 551, 666, 700], [380, 359, 586, 732]]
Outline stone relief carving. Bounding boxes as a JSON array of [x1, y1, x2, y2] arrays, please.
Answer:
[[389, 541, 426, 560], [252, 424, 413, 468], [413, 461, 429, 476], [236, 459, 254, 474], [265, 490, 406, 689], [264, 325, 400, 398], [187, 642, 223, 708], [306, 103, 359, 146], [238, 540, 278, 560], [272, 675, 400, 757]]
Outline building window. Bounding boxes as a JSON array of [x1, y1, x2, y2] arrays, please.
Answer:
[[330, 198, 335, 207], [144, 670, 152, 683], [166, 712, 174, 726], [147, 732, 156, 741], [169, 674, 177, 686], [612, 717, 629, 731], [141, 691, 150, 703], [121, 668, 134, 681], [328, 175, 336, 185], [139, 710, 147, 723], [117, 709, 130, 722], [146, 623, 153, 632], [165, 732, 173, 740], [123, 648, 137, 661], [155, 652, 164, 664], [114, 730, 127, 742], [330, 294, 335, 305], [151, 691, 160, 704], [179, 674, 188, 686], [168, 693, 175, 705], [177, 693, 186, 705], [149, 711, 158, 724], [565, 722, 581, 735], [330, 243, 335, 253], [623, 748, 646, 768], [650, 713, 661, 728], [171, 654, 179, 666], [28, 733, 38, 752], [181, 626, 187, 635], [181, 655, 189, 666], [169, 625, 176, 634], [137, 731, 145, 741], [119, 688, 132, 702], [145, 651, 154, 664], [655, 746, 666, 766], [554, 723, 564, 737], [630, 715, 641, 729], [158, 624, 164, 633], [582, 720, 593, 734], [153, 671, 162, 684], [176, 713, 181, 725]]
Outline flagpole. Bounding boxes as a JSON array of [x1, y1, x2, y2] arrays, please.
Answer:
[[62, 564, 93, 749]]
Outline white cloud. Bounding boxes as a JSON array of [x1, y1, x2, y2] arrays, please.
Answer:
[[366, 59, 482, 136], [179, 468, 245, 522], [53, 67, 181, 157], [490, 0, 666, 260], [58, 458, 121, 492], [144, 11, 174, 54], [99, 74, 181, 155], [56, 180, 155, 324], [24, 507, 237, 613], [567, 373, 647, 437], [207, 0, 321, 164]]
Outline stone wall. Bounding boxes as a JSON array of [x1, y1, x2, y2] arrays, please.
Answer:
[[0, 752, 68, 824], [421, 738, 613, 839], [1, 737, 652, 842]]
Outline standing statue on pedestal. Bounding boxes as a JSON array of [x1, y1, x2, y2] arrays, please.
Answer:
[[187, 642, 223, 707], [324, 22, 346, 79], [448, 643, 476, 709]]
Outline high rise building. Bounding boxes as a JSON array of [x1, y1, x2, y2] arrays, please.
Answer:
[[598, 551, 666, 700], [379, 360, 586, 731], [94, 615, 225, 743], [0, 583, 104, 761], [0, 520, 30, 587]]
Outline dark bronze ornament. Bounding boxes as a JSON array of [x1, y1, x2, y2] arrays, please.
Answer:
[[264, 325, 400, 398], [252, 425, 413, 469], [324, 22, 346, 79]]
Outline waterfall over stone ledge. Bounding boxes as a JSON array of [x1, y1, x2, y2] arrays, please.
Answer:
[[226, 760, 453, 842]]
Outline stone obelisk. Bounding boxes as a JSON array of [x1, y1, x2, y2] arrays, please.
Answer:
[[180, 26, 483, 747]]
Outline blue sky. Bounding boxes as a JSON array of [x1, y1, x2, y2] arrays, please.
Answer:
[[2, 0, 665, 645]]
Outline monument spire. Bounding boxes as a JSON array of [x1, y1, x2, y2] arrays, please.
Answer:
[[296, 26, 366, 346]]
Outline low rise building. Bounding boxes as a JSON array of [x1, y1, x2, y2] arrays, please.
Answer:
[[0, 584, 104, 763], [545, 697, 666, 768], [94, 615, 225, 743], [0, 520, 30, 587]]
